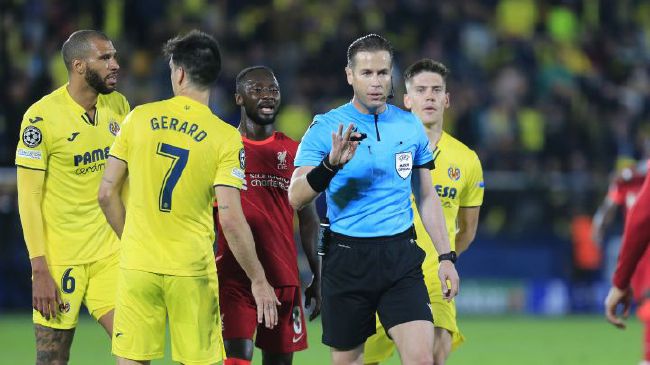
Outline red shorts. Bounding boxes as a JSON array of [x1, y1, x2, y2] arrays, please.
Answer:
[[219, 283, 308, 353], [632, 248, 650, 302]]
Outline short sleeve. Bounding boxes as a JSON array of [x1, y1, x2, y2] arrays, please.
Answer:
[[460, 151, 485, 207], [214, 130, 245, 189], [15, 107, 49, 170], [109, 110, 133, 163], [412, 115, 434, 168], [294, 116, 330, 167]]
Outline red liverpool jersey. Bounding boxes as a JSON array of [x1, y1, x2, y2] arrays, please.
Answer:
[[215, 132, 300, 287]]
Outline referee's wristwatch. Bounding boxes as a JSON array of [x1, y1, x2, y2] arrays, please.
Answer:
[[438, 251, 457, 264]]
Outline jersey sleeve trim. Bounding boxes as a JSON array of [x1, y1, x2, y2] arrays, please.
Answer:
[[414, 159, 434, 170], [15, 164, 46, 171], [213, 184, 241, 190], [459, 205, 482, 208], [108, 155, 128, 165]]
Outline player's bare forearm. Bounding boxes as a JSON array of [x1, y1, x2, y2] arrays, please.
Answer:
[[215, 186, 267, 283], [98, 157, 128, 238], [288, 166, 319, 210], [592, 198, 617, 244], [412, 169, 451, 254], [297, 202, 321, 278], [456, 206, 480, 255]]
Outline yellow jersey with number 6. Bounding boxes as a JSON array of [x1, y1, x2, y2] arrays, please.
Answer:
[[15, 85, 129, 265], [109, 96, 245, 276]]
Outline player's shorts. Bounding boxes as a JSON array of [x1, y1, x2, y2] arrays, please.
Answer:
[[364, 263, 465, 363], [112, 268, 225, 364], [219, 283, 308, 353], [33, 251, 119, 329], [321, 227, 432, 350]]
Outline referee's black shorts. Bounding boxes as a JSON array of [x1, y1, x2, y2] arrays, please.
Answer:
[[321, 227, 432, 350]]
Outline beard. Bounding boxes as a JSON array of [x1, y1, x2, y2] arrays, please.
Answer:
[[85, 68, 114, 95]]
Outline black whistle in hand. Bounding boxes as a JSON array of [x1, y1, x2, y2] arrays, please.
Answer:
[[349, 132, 367, 142]]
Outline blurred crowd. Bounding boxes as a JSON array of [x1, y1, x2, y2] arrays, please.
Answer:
[[2, 0, 650, 238]]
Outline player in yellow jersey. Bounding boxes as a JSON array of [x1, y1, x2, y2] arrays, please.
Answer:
[[98, 30, 279, 365], [364, 59, 484, 365], [15, 30, 128, 364]]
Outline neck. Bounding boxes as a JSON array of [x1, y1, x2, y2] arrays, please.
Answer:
[[423, 118, 444, 146], [67, 77, 99, 112], [351, 96, 386, 115], [238, 113, 275, 141], [177, 86, 210, 107]]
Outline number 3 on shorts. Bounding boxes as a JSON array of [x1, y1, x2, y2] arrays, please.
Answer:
[[61, 268, 75, 294], [156, 143, 190, 213]]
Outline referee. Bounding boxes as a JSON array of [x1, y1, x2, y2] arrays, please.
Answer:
[[288, 34, 459, 365]]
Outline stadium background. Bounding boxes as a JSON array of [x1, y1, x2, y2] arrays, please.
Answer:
[[0, 0, 647, 363]]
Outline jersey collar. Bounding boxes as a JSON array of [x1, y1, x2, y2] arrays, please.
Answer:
[[171, 95, 212, 114], [242, 131, 278, 145], [61, 84, 101, 126]]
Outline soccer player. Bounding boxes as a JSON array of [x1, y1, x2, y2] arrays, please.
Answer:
[[288, 34, 459, 365], [215, 66, 321, 365], [98, 30, 278, 365], [363, 60, 484, 365], [603, 161, 650, 365], [15, 30, 127, 364]]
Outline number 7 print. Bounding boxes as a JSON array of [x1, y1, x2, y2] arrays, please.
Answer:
[[156, 143, 189, 212]]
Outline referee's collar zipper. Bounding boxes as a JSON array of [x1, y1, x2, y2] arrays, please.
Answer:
[[373, 113, 381, 141]]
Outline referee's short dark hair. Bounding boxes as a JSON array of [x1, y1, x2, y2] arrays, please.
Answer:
[[404, 59, 450, 85], [347, 34, 394, 67], [163, 30, 222, 89], [61, 30, 110, 71]]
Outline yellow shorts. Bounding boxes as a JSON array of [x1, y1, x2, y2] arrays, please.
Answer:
[[112, 268, 225, 365], [33, 251, 119, 329], [364, 272, 465, 363]]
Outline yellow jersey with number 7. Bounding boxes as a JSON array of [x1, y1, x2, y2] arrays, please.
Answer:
[[109, 95, 245, 276]]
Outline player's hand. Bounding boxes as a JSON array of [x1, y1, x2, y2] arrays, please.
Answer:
[[604, 286, 633, 329], [251, 279, 281, 329], [32, 267, 62, 320], [438, 260, 459, 302], [304, 275, 321, 321], [329, 123, 360, 167]]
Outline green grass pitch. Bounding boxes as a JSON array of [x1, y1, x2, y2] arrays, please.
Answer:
[[0, 313, 641, 364]]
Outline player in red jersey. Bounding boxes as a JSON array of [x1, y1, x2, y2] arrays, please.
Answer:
[[603, 160, 650, 365], [214, 66, 321, 365]]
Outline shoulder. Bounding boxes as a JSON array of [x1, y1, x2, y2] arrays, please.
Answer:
[[443, 133, 478, 160], [101, 91, 130, 114], [310, 104, 351, 128], [26, 87, 66, 117], [389, 105, 419, 124]]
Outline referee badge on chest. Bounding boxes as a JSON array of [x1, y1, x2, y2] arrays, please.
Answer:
[[395, 151, 413, 179]]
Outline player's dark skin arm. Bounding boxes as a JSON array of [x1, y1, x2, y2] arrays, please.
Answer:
[[297, 202, 322, 320], [98, 157, 128, 238]]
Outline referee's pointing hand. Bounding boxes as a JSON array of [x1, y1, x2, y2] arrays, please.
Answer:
[[329, 123, 361, 167]]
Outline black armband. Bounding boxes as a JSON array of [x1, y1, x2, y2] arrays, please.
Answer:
[[306, 154, 339, 192]]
